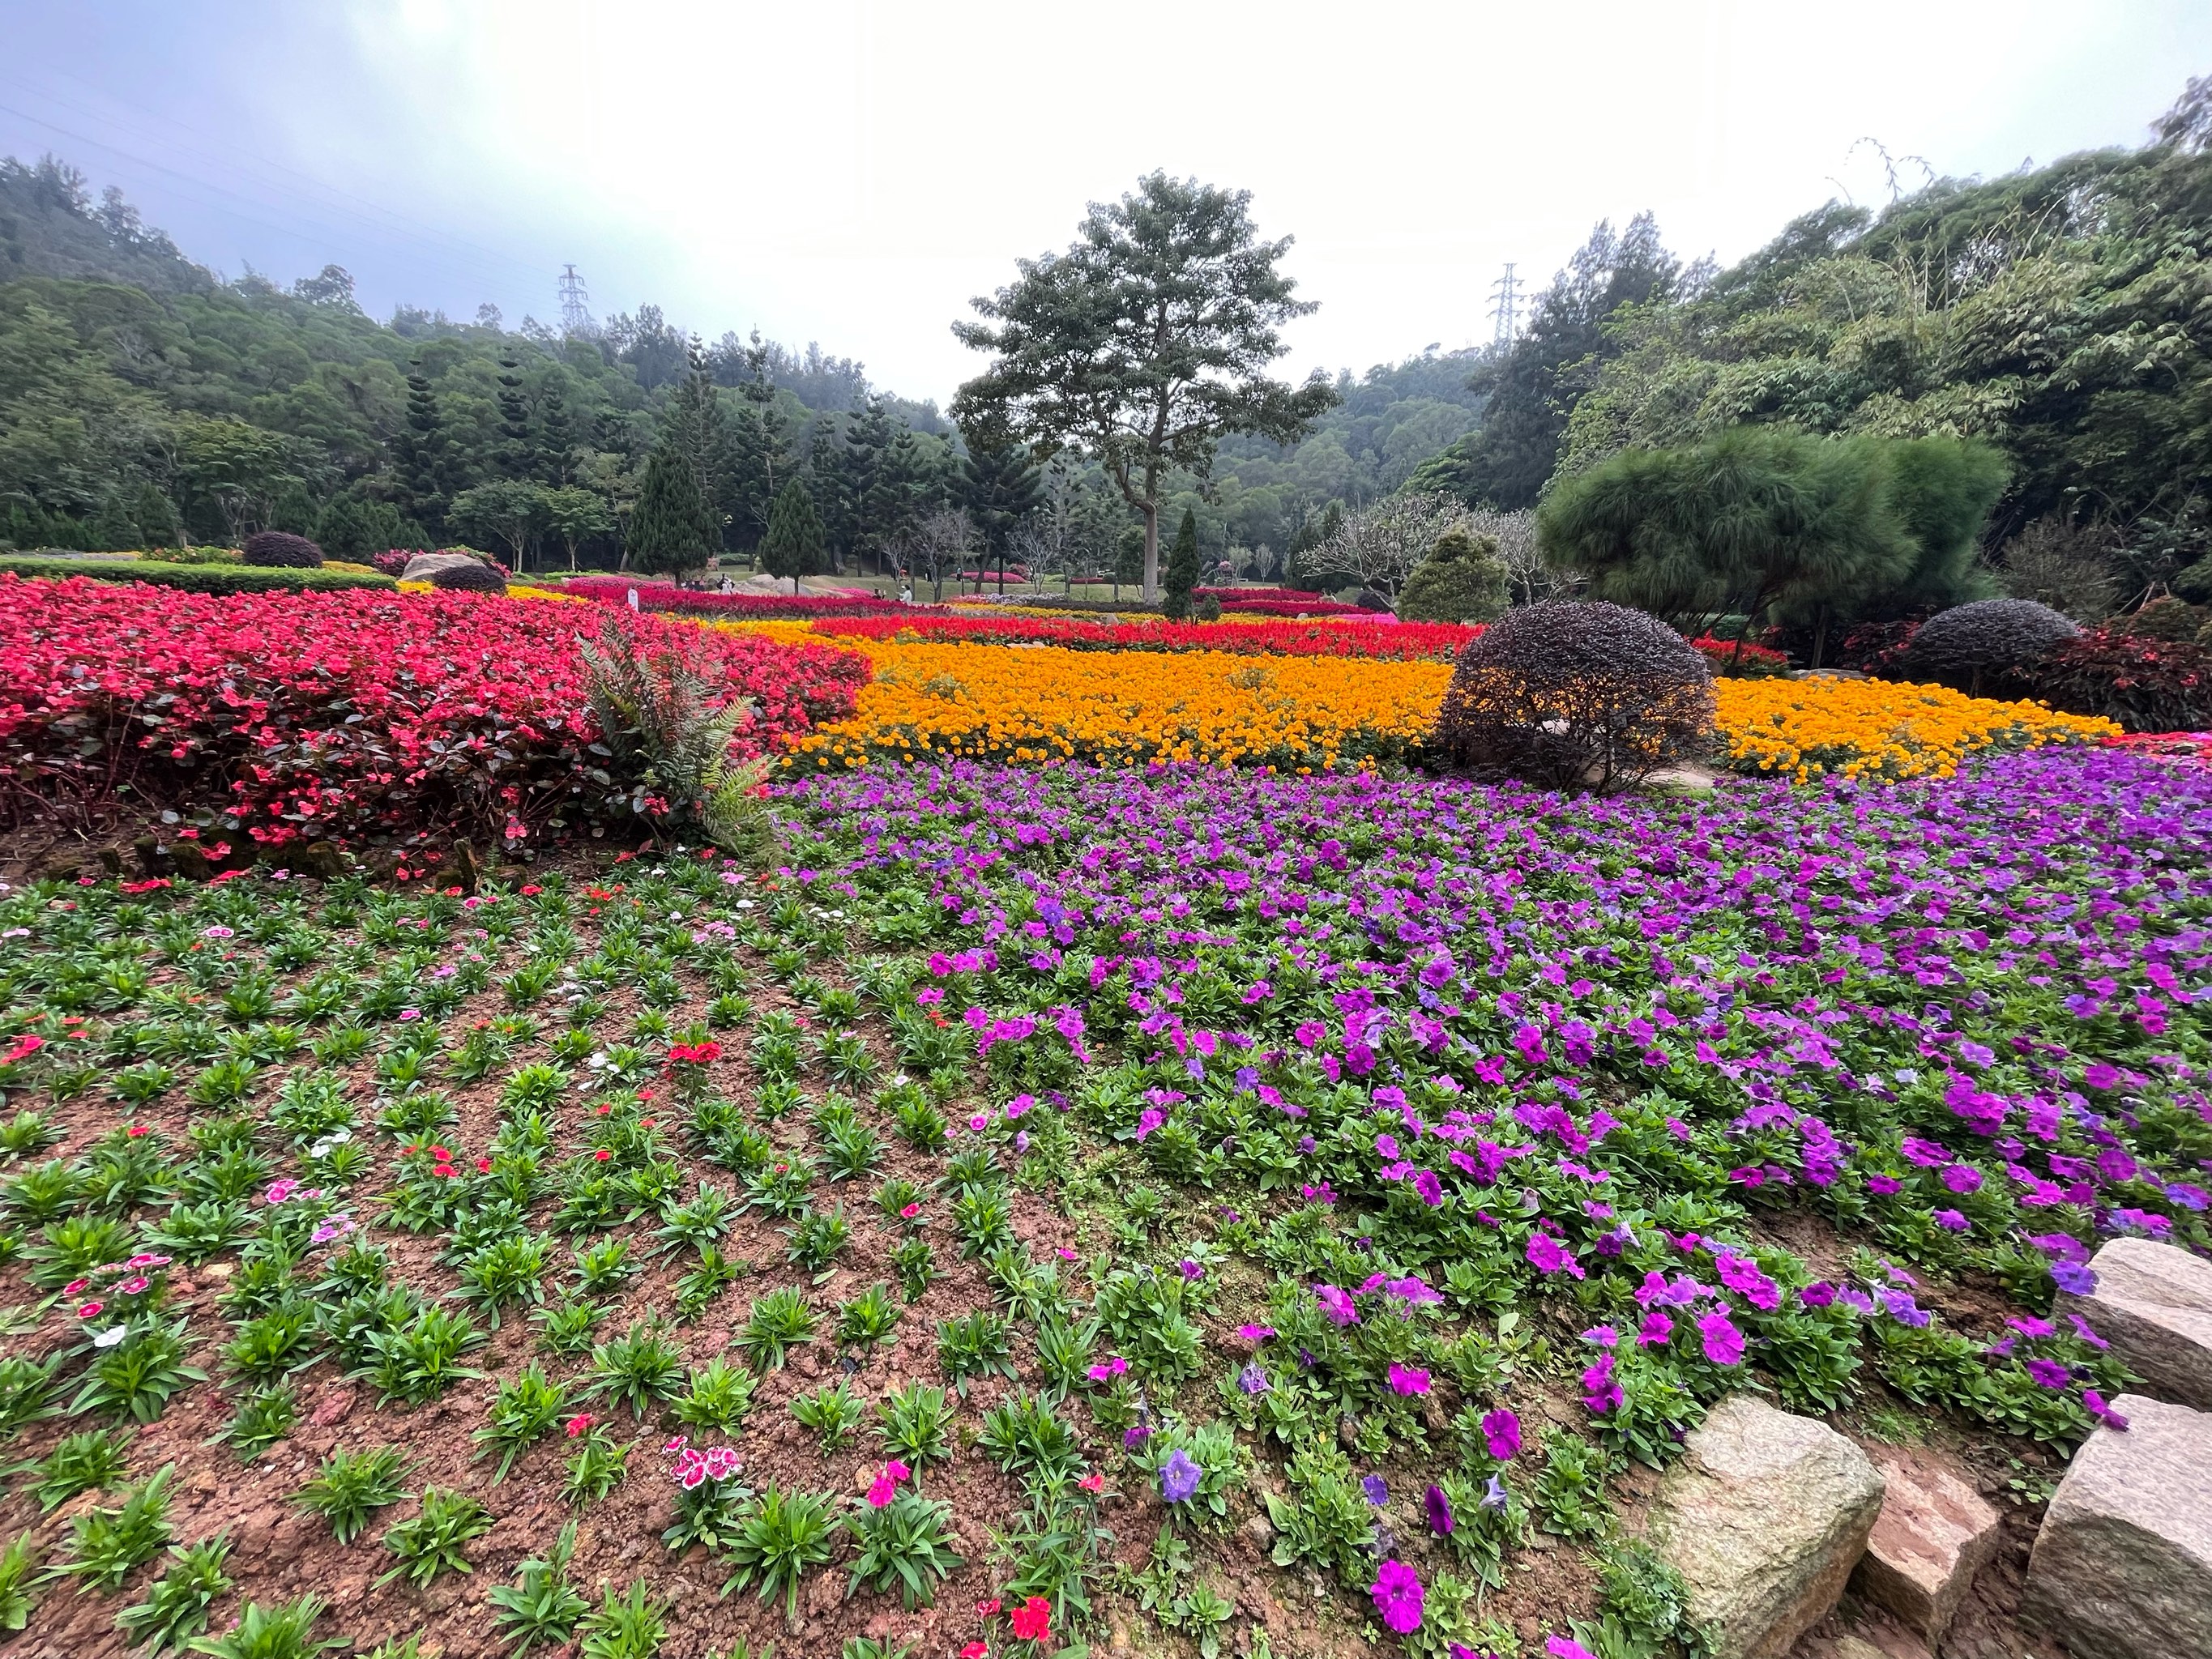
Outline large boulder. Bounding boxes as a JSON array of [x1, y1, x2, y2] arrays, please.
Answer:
[[2022, 1394, 2212, 1659], [1849, 1447, 2002, 1644], [400, 551, 489, 584], [1646, 1396, 1887, 1659], [2056, 1237, 2212, 1410]]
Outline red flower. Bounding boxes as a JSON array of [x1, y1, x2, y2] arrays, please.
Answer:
[[961, 1646, 989, 1659], [1010, 1597, 1052, 1642], [975, 1599, 1001, 1617], [593, 1149, 612, 1162]]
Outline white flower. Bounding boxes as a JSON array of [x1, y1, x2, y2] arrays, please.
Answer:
[[90, 1326, 127, 1350]]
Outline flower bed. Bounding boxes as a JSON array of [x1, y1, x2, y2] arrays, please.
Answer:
[[0, 576, 867, 845], [805, 612, 1480, 661], [789, 638, 1452, 771], [567, 577, 912, 620], [1714, 676, 2115, 782]]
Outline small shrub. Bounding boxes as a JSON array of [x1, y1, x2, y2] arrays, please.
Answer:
[[429, 559, 508, 593], [378, 1486, 494, 1589], [1398, 529, 1508, 624], [846, 1490, 963, 1609], [293, 1445, 412, 1544], [2001, 628, 2212, 732], [1897, 597, 2078, 695], [183, 1593, 345, 1659], [721, 1486, 840, 1623], [116, 1534, 233, 1654], [239, 532, 325, 569], [1432, 602, 1715, 793]]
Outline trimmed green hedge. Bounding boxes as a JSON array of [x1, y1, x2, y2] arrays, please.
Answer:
[[0, 557, 396, 595]]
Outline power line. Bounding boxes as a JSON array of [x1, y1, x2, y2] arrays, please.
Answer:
[[1488, 262, 1522, 348]]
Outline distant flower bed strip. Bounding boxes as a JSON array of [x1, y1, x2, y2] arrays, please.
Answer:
[[0, 576, 867, 845], [1715, 676, 2116, 783], [566, 576, 917, 618], [808, 613, 1480, 661]]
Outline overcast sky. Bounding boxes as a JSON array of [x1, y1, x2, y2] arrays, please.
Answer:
[[1, 2, 2202, 404]]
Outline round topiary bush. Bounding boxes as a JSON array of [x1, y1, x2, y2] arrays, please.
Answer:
[[239, 531, 325, 569], [428, 559, 508, 594], [1897, 598, 2077, 694], [1194, 594, 1223, 622], [1433, 602, 1715, 794], [1399, 529, 1509, 624]]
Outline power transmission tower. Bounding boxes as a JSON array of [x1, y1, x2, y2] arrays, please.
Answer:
[[557, 264, 593, 335], [1488, 263, 1522, 348]]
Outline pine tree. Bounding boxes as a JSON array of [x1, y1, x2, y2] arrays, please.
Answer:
[[1162, 508, 1200, 617], [806, 418, 856, 571], [496, 354, 533, 479], [132, 482, 182, 548], [627, 439, 715, 580], [957, 437, 1045, 591], [395, 366, 447, 533], [535, 381, 574, 484], [759, 480, 827, 583], [88, 491, 140, 552]]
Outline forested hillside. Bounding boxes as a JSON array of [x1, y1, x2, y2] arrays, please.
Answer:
[[1416, 79, 2212, 599]]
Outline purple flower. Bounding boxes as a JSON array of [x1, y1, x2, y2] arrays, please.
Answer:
[[1526, 1233, 1585, 1279], [1369, 1559, 1424, 1635], [1698, 1307, 1745, 1366], [1424, 1482, 1454, 1535], [1178, 1258, 1204, 1282], [2082, 1388, 2129, 1430], [1159, 1449, 1201, 1503], [1361, 1474, 1389, 1506], [1123, 1424, 1152, 1451], [1480, 1473, 1509, 1511], [1481, 1408, 1522, 1461], [1548, 1637, 1599, 1659], [2024, 1358, 2071, 1389], [1314, 1283, 1360, 1326], [1932, 1209, 1970, 1232], [2051, 1261, 2099, 1296], [1237, 1362, 1270, 1396], [1388, 1363, 1432, 1397]]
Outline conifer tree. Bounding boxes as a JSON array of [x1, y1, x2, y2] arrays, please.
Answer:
[[627, 438, 715, 580], [759, 480, 827, 582], [395, 366, 447, 533], [1163, 508, 1201, 617], [496, 354, 533, 479]]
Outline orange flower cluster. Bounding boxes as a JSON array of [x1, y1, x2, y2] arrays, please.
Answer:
[[1714, 676, 2116, 782], [785, 638, 1451, 772]]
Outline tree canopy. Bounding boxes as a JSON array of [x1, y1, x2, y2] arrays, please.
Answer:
[[951, 171, 1337, 599]]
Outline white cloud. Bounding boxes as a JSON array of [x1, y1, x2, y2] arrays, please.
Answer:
[[2, 0, 2201, 403]]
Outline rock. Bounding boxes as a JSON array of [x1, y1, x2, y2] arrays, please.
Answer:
[[169, 840, 213, 882], [293, 841, 349, 882], [308, 1385, 355, 1427], [1240, 1512, 1275, 1550], [400, 551, 485, 583], [2022, 1393, 2212, 1659], [1850, 1448, 2001, 1644], [2057, 1237, 2212, 1411], [1646, 1395, 1887, 1659]]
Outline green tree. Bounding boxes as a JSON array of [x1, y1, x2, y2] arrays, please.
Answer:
[[627, 440, 715, 581], [496, 354, 533, 480], [951, 172, 1337, 601], [394, 365, 447, 534], [957, 436, 1046, 591], [534, 379, 575, 484], [1411, 215, 1681, 511], [1398, 527, 1509, 622], [447, 480, 548, 572], [313, 493, 416, 561], [541, 485, 617, 572], [1161, 509, 1201, 617], [758, 480, 827, 583], [1537, 428, 1920, 655]]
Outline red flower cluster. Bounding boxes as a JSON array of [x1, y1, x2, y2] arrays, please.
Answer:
[[0, 576, 867, 847], [1684, 634, 1792, 678], [566, 578, 911, 619], [812, 612, 1480, 662]]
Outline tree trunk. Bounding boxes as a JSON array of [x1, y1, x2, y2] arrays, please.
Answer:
[[1141, 502, 1159, 603]]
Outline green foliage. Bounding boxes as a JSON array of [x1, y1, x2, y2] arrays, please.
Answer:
[[845, 1490, 963, 1609], [475, 1363, 570, 1480], [671, 1356, 758, 1435], [489, 1521, 590, 1656], [1534, 1432, 1613, 1540], [577, 1578, 668, 1659], [1162, 509, 1201, 618], [791, 1380, 867, 1450], [117, 1535, 233, 1656], [758, 480, 827, 582], [377, 1486, 494, 1589], [976, 1391, 1083, 1481], [1397, 527, 1509, 623], [182, 1594, 345, 1659], [627, 441, 716, 580], [13, 1425, 134, 1510], [937, 1308, 1017, 1394], [293, 1445, 412, 1545], [0, 1532, 36, 1632], [562, 1427, 628, 1508], [56, 1465, 175, 1590], [583, 1322, 687, 1418], [878, 1382, 955, 1469], [735, 1287, 817, 1371], [721, 1485, 841, 1622]]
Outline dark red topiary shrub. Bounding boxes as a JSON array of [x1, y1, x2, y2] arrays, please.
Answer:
[[239, 531, 325, 569], [429, 560, 508, 594], [1897, 599, 2077, 695], [1432, 601, 1715, 794]]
